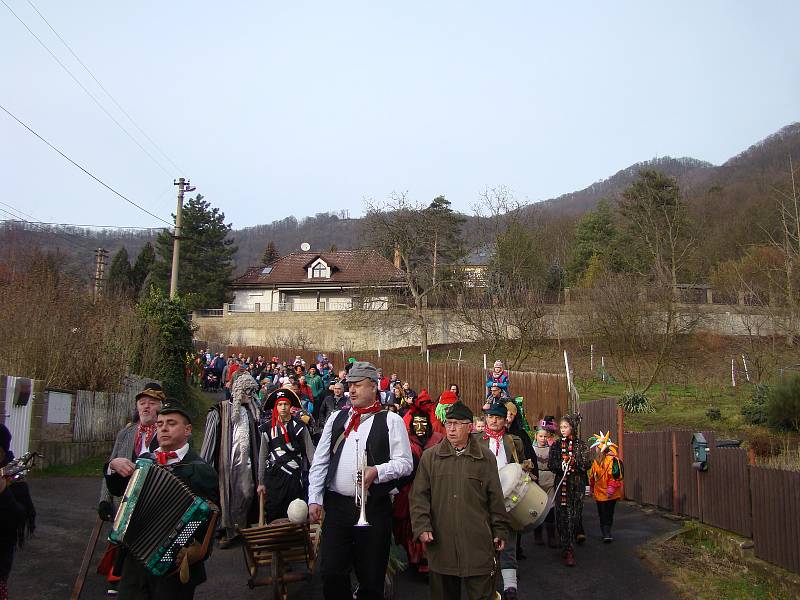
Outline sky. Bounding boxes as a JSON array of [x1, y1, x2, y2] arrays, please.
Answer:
[[1, 1, 799, 231]]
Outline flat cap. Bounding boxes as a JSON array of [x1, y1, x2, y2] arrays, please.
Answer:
[[345, 361, 380, 383]]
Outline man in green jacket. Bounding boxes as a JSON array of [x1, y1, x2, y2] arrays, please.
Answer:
[[410, 402, 510, 600]]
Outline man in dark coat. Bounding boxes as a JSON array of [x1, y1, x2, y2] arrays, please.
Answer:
[[0, 424, 36, 600], [107, 400, 219, 600], [410, 402, 510, 600]]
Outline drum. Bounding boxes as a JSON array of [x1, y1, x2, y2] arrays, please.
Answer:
[[498, 463, 549, 530]]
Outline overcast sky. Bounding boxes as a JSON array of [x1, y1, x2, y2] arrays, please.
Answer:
[[1, 1, 798, 230]]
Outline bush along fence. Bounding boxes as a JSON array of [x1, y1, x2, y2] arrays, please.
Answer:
[[222, 345, 570, 425], [0, 374, 160, 468], [582, 397, 800, 576]]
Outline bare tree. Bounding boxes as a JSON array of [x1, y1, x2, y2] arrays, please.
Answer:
[[361, 192, 465, 353], [582, 273, 699, 394], [455, 283, 549, 370]]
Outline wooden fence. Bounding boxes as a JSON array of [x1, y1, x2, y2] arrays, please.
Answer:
[[570, 400, 794, 574], [750, 467, 800, 575], [223, 345, 569, 422], [73, 375, 160, 443]]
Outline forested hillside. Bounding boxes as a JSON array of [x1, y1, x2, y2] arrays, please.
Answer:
[[2, 122, 798, 283]]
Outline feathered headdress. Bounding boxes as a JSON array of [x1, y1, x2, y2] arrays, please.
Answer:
[[588, 431, 618, 455]]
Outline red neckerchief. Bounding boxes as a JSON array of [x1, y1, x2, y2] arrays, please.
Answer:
[[137, 423, 156, 455], [271, 408, 291, 443], [155, 450, 177, 465], [483, 427, 506, 456], [344, 401, 382, 438]]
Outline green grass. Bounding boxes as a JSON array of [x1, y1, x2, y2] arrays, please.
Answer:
[[32, 454, 107, 478], [573, 375, 756, 435], [646, 522, 797, 600]]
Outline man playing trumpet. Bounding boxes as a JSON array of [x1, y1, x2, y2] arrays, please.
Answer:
[[307, 361, 413, 600]]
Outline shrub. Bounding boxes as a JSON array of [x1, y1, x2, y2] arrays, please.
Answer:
[[741, 382, 770, 425], [766, 376, 800, 432], [706, 407, 722, 421], [618, 391, 654, 413]]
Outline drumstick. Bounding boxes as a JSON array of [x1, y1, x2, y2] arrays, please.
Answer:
[[70, 516, 104, 600], [258, 490, 265, 527]]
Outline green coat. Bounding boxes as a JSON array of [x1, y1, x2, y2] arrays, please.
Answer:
[[410, 435, 510, 577], [306, 373, 325, 401]]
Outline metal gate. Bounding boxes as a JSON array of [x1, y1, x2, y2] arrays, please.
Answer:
[[4, 376, 34, 456]]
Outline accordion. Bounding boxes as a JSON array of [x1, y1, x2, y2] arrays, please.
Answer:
[[109, 458, 213, 576]]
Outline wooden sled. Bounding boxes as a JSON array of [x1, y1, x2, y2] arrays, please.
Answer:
[[238, 493, 321, 600]]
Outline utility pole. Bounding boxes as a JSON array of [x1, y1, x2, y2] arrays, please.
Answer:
[[93, 247, 108, 303], [170, 177, 195, 299]]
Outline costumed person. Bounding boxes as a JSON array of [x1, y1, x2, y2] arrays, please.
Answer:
[[403, 389, 445, 437], [485, 360, 510, 398], [392, 411, 444, 574], [200, 372, 261, 548], [479, 403, 536, 600], [0, 425, 35, 600], [307, 361, 413, 600], [588, 431, 624, 543], [109, 400, 219, 600], [433, 389, 459, 426], [410, 402, 510, 600], [532, 427, 557, 548], [547, 415, 590, 567], [98, 383, 165, 595], [256, 388, 316, 524]]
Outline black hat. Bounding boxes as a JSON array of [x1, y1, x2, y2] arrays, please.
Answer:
[[158, 398, 192, 424], [484, 403, 508, 418], [136, 382, 166, 402], [0, 424, 11, 454], [445, 402, 473, 422], [263, 387, 302, 411]]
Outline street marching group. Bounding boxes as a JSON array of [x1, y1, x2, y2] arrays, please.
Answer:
[[0, 354, 625, 600]]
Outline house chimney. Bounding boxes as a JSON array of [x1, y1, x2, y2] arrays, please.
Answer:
[[393, 244, 401, 269]]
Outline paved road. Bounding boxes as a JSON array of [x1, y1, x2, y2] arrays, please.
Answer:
[[9, 476, 677, 599]]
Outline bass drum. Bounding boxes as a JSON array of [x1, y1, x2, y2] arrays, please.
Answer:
[[498, 462, 549, 531]]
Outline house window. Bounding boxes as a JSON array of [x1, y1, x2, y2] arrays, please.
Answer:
[[312, 263, 326, 278]]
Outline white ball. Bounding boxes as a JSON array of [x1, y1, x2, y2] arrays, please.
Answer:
[[287, 499, 309, 524]]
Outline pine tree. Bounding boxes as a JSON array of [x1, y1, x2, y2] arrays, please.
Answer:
[[131, 242, 156, 295], [150, 194, 237, 311], [262, 240, 279, 265], [107, 247, 132, 296]]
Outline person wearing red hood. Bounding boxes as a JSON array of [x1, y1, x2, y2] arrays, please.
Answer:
[[403, 390, 446, 436]]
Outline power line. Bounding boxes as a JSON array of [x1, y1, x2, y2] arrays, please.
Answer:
[[0, 0, 173, 178], [0, 208, 86, 250], [25, 0, 184, 175], [0, 102, 174, 226]]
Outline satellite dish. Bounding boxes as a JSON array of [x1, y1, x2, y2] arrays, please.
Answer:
[[300, 242, 311, 251]]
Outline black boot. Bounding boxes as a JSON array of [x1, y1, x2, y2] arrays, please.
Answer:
[[602, 525, 613, 543], [546, 523, 558, 548]]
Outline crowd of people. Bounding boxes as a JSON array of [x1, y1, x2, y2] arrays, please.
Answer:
[[91, 351, 624, 600]]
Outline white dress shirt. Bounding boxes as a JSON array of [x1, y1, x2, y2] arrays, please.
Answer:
[[490, 436, 509, 470], [307, 409, 413, 506]]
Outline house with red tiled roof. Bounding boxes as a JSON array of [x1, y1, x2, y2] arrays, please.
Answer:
[[230, 249, 407, 312]]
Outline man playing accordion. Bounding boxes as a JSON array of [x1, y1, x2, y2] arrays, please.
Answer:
[[105, 400, 219, 600]]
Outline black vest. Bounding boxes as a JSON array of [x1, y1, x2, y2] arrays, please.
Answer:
[[325, 409, 394, 499]]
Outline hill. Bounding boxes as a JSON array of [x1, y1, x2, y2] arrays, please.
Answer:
[[3, 121, 799, 281]]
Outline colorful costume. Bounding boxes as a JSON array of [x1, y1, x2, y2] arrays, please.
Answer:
[[547, 420, 589, 565], [392, 412, 443, 573], [258, 389, 316, 524], [403, 389, 446, 436], [588, 431, 624, 542]]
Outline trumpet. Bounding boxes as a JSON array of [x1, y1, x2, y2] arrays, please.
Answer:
[[354, 440, 370, 527]]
